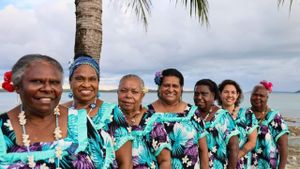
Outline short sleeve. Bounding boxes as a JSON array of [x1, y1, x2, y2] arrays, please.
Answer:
[[269, 113, 289, 142], [192, 110, 207, 140], [148, 122, 171, 157], [106, 107, 133, 151], [243, 108, 259, 135], [215, 111, 239, 145]]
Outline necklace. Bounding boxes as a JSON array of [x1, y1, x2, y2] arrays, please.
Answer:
[[123, 107, 142, 125], [227, 106, 238, 119], [71, 99, 97, 117], [19, 105, 63, 169], [202, 107, 213, 121], [251, 106, 268, 123]]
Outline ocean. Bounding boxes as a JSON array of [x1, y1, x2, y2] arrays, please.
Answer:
[[1, 91, 300, 125]]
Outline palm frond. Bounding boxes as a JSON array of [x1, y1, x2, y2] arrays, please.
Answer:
[[175, 0, 209, 26], [124, 0, 152, 30], [278, 0, 294, 12]]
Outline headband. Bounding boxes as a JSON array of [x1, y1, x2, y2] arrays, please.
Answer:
[[69, 56, 100, 80]]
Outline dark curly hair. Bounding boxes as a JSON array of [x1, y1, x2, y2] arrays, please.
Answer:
[[194, 79, 219, 100], [218, 79, 243, 107]]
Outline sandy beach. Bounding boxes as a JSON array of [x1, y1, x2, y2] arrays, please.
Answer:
[[286, 125, 300, 169]]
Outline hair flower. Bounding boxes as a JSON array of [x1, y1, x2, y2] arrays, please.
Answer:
[[142, 87, 149, 93], [2, 71, 14, 92], [154, 71, 163, 85], [260, 80, 273, 93]]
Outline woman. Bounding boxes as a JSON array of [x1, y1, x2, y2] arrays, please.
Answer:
[[64, 55, 132, 168], [249, 81, 289, 169], [193, 79, 239, 169], [148, 68, 209, 169], [117, 74, 171, 168], [0, 54, 96, 168], [218, 79, 258, 169]]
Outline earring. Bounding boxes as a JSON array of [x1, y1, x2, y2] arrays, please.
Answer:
[[68, 92, 73, 98]]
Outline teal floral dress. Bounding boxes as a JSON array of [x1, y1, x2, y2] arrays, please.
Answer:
[[90, 102, 133, 168], [130, 111, 171, 168], [234, 107, 258, 169], [0, 109, 98, 168], [250, 109, 289, 169], [200, 108, 239, 169], [148, 104, 207, 169]]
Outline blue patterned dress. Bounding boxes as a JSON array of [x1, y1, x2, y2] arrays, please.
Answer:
[[250, 109, 289, 169], [200, 108, 239, 169], [0, 109, 98, 168], [148, 104, 207, 169], [90, 102, 133, 168], [234, 107, 258, 169], [130, 111, 171, 168]]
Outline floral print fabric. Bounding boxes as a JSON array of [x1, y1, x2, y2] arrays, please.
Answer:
[[0, 109, 96, 169], [90, 102, 133, 151], [235, 107, 258, 169], [200, 109, 239, 169], [90, 102, 133, 168], [130, 111, 171, 168], [250, 109, 289, 169], [148, 104, 207, 169]]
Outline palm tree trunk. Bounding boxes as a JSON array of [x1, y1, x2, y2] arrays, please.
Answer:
[[74, 0, 102, 62]]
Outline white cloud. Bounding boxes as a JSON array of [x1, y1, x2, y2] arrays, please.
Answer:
[[0, 0, 299, 92]]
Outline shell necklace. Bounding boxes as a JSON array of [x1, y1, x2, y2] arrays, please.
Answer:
[[201, 107, 213, 121], [19, 105, 63, 169]]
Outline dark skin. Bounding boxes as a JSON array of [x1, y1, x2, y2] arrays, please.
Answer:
[[152, 76, 208, 169], [277, 134, 288, 169], [8, 61, 68, 144], [198, 136, 209, 169], [227, 136, 239, 169], [118, 77, 171, 168], [67, 64, 134, 167], [251, 86, 288, 169], [115, 141, 133, 169], [194, 84, 238, 169]]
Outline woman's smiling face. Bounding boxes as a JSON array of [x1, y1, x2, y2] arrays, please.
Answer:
[[70, 64, 99, 104], [16, 61, 63, 114]]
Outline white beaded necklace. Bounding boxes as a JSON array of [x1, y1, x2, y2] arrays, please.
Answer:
[[19, 105, 63, 169], [201, 107, 213, 121]]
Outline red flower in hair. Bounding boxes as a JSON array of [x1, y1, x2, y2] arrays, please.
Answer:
[[2, 71, 14, 92], [260, 80, 273, 93]]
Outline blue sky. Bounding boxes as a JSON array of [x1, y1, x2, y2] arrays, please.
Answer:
[[0, 0, 300, 92]]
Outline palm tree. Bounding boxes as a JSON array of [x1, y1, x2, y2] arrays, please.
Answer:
[[74, 0, 209, 62]]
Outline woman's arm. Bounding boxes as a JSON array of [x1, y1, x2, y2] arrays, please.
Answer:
[[115, 141, 133, 169], [227, 136, 239, 169], [157, 148, 171, 169], [238, 129, 257, 159], [198, 137, 209, 169], [277, 134, 288, 169]]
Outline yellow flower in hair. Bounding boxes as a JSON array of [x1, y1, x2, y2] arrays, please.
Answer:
[[142, 87, 149, 93]]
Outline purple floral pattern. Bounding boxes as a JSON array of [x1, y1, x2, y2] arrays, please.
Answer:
[[131, 111, 171, 169], [250, 109, 289, 169], [234, 108, 258, 169], [0, 111, 95, 169], [148, 104, 207, 169], [201, 109, 239, 169]]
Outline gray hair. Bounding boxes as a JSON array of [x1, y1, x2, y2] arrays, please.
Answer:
[[12, 54, 64, 87], [118, 74, 145, 91]]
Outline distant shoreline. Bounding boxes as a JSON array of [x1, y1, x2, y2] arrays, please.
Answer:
[[0, 89, 300, 93]]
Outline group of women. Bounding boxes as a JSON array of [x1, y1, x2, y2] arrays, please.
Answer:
[[0, 54, 289, 169]]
